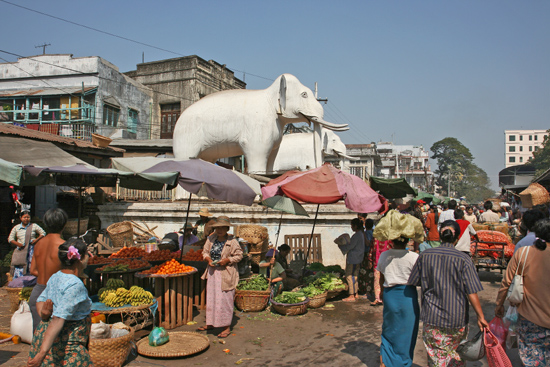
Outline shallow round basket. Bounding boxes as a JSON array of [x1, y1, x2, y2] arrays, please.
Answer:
[[326, 285, 347, 300], [235, 289, 270, 312], [63, 217, 89, 237], [107, 221, 134, 248], [89, 324, 134, 367], [6, 287, 22, 312], [271, 298, 309, 316], [307, 292, 328, 309], [136, 331, 209, 358]]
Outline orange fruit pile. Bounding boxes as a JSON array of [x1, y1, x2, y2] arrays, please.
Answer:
[[143, 249, 178, 262], [109, 246, 147, 258], [182, 248, 205, 262], [142, 259, 194, 275]]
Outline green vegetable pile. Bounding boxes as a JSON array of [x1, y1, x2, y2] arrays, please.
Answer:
[[101, 264, 130, 272], [306, 263, 344, 275], [237, 275, 269, 291], [274, 291, 306, 304], [2, 249, 14, 267], [301, 284, 325, 298], [305, 272, 345, 291], [19, 287, 33, 302]]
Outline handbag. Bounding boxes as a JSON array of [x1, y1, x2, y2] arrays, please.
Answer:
[[457, 330, 485, 361], [506, 246, 530, 304], [10, 224, 33, 267], [484, 329, 513, 367]]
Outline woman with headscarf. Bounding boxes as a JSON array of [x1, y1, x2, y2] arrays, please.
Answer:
[[197, 217, 243, 338], [408, 220, 488, 367]]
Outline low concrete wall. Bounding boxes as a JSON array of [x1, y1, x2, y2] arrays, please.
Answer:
[[97, 201, 358, 268]]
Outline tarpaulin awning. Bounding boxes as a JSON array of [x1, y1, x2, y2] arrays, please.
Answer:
[[369, 176, 417, 199], [0, 136, 88, 167]]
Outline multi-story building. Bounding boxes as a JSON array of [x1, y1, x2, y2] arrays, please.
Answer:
[[125, 56, 246, 139], [327, 144, 380, 181], [504, 130, 548, 167], [0, 54, 153, 140], [375, 142, 433, 191]]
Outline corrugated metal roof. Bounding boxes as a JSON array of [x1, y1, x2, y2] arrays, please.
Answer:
[[0, 123, 124, 153], [110, 139, 173, 148], [0, 86, 97, 97]]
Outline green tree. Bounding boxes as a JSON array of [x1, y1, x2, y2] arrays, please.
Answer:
[[529, 129, 550, 178], [430, 137, 493, 202]]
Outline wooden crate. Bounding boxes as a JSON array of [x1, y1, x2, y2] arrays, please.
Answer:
[[284, 234, 322, 263]]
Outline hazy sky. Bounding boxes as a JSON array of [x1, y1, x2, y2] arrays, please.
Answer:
[[1, 1, 549, 189]]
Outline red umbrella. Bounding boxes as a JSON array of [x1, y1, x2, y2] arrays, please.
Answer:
[[262, 164, 387, 265]]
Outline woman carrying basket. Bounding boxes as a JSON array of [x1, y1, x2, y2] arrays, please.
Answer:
[[198, 218, 243, 338]]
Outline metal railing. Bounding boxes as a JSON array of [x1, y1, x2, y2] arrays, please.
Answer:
[[116, 186, 177, 201]]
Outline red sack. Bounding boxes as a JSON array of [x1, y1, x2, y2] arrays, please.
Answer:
[[484, 329, 513, 367], [488, 317, 508, 348]]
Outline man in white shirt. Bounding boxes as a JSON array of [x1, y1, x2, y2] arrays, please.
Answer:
[[479, 201, 500, 223], [438, 199, 457, 227]]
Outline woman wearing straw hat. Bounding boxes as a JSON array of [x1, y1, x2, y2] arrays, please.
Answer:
[[194, 207, 214, 241], [198, 217, 243, 338]]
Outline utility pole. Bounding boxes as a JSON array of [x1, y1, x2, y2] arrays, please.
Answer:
[[314, 82, 328, 104], [35, 43, 51, 55], [447, 167, 451, 197]]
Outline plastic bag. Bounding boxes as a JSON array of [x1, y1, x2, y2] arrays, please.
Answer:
[[504, 306, 518, 349], [90, 321, 111, 339], [504, 306, 518, 325], [148, 327, 169, 347], [488, 317, 507, 348], [457, 330, 485, 361]]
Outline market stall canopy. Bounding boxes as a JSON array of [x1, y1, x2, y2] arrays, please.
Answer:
[[262, 164, 386, 214], [0, 136, 88, 167], [0, 158, 23, 186], [369, 176, 417, 199], [112, 157, 261, 206]]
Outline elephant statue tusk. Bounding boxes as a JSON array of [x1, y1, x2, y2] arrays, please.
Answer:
[[305, 115, 349, 131], [335, 151, 360, 160]]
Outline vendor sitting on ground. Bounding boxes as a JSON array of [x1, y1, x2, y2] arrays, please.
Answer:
[[337, 218, 366, 302], [259, 249, 286, 296], [276, 244, 301, 290]]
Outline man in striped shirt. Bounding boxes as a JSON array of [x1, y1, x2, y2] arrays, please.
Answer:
[[408, 220, 488, 366]]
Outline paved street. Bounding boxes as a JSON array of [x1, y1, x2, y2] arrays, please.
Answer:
[[0, 270, 521, 367]]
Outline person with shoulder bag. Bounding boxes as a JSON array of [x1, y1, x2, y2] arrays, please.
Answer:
[[495, 218, 550, 366], [9, 211, 45, 278]]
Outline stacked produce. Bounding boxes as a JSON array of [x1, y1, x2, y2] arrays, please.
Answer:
[[19, 287, 33, 302], [2, 249, 13, 267], [236, 274, 269, 291], [141, 259, 195, 275], [304, 272, 346, 292], [88, 256, 115, 265], [274, 291, 307, 304], [142, 249, 178, 262], [97, 258, 150, 272], [301, 284, 325, 298], [471, 230, 515, 258], [181, 248, 205, 262], [99, 284, 153, 307], [109, 246, 147, 258], [97, 279, 125, 299]]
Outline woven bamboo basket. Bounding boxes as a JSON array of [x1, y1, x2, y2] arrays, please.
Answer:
[[326, 285, 348, 300], [107, 222, 134, 248], [520, 183, 550, 208], [89, 324, 134, 367], [307, 292, 328, 309], [6, 287, 22, 312], [248, 251, 268, 266], [271, 298, 309, 316], [234, 289, 270, 312], [236, 224, 268, 245], [63, 217, 89, 237], [92, 133, 112, 148]]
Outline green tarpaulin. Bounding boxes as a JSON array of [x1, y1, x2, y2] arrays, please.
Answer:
[[369, 177, 417, 199]]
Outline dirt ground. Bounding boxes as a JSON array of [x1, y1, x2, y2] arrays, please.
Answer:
[[0, 270, 522, 367]]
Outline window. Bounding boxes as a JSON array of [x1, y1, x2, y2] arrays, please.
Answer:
[[520, 157, 523, 163], [509, 146, 516, 152], [529, 146, 533, 152], [127, 109, 138, 134], [520, 135, 523, 141], [544, 135, 548, 141], [535, 135, 538, 141], [529, 135, 532, 141], [103, 104, 120, 127], [519, 146, 523, 152], [509, 157, 516, 163], [160, 103, 180, 139], [535, 146, 539, 151], [509, 135, 516, 141]]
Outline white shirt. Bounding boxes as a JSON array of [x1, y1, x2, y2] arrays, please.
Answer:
[[376, 249, 419, 287], [455, 223, 477, 252], [438, 209, 455, 225]]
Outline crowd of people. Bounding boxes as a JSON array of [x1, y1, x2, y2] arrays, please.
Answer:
[[1, 198, 549, 366]]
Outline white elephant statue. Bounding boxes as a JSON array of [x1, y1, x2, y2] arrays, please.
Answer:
[[266, 128, 358, 174], [172, 74, 348, 174]]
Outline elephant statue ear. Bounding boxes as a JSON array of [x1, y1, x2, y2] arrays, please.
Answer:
[[278, 75, 287, 115]]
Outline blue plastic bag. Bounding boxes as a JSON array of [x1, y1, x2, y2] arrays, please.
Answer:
[[148, 327, 169, 347]]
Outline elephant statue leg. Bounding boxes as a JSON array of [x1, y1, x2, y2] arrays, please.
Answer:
[[243, 144, 273, 174]]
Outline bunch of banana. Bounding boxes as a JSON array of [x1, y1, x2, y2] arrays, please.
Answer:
[[102, 287, 131, 307], [99, 288, 116, 303], [106, 279, 125, 289], [128, 286, 154, 306]]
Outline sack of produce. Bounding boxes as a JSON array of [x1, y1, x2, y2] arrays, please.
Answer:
[[149, 327, 169, 347], [10, 301, 33, 344], [90, 321, 111, 339]]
